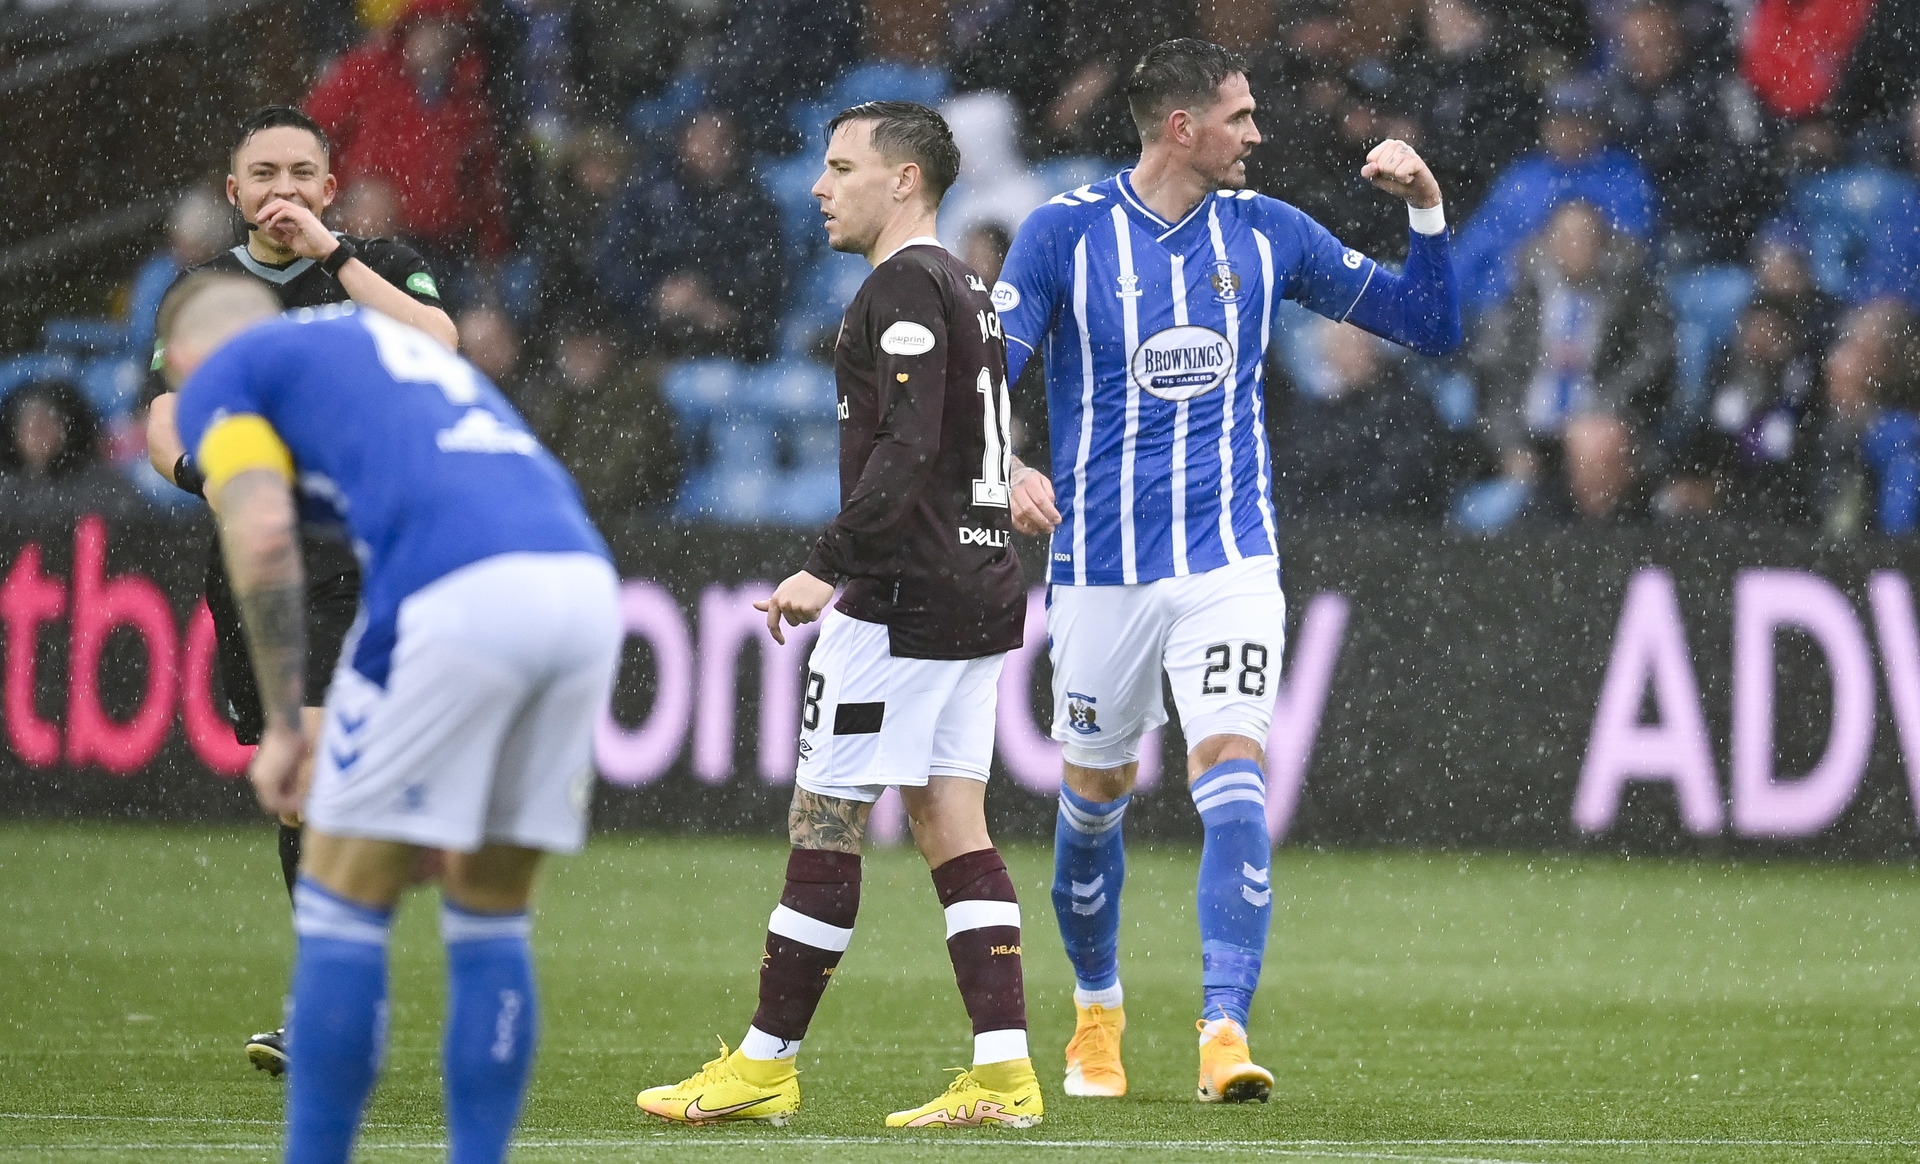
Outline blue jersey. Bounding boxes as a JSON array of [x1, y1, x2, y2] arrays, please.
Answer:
[[995, 170, 1460, 586], [175, 305, 609, 685]]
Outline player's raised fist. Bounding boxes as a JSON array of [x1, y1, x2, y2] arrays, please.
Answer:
[[1361, 139, 1441, 210]]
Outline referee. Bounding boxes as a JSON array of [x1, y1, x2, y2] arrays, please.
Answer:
[[145, 105, 457, 1076]]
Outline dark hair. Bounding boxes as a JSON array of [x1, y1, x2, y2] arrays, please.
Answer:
[[1125, 39, 1249, 140], [0, 379, 102, 479], [826, 100, 961, 205], [232, 105, 330, 165]]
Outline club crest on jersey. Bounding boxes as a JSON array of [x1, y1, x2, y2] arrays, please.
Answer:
[[1129, 325, 1234, 401], [1210, 261, 1240, 302], [1066, 691, 1101, 735]]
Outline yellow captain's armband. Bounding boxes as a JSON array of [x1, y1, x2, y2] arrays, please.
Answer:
[[196, 414, 294, 495]]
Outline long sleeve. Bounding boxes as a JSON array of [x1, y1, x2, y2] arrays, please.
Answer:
[[1264, 196, 1463, 357]]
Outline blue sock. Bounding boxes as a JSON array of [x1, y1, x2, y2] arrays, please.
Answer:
[[1190, 759, 1272, 1028], [287, 878, 392, 1164], [1051, 786, 1129, 998], [441, 900, 538, 1164]]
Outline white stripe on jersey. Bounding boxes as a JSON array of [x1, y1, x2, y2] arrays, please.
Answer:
[[1110, 207, 1142, 586], [1250, 230, 1280, 549], [1206, 202, 1243, 564], [1070, 236, 1095, 587], [1168, 252, 1191, 576]]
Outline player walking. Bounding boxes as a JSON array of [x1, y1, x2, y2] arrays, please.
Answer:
[[158, 274, 620, 1164], [144, 106, 455, 1076], [994, 40, 1461, 1102], [634, 102, 1039, 1130]]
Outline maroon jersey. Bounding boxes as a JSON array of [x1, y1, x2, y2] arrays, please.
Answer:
[[802, 241, 1025, 660]]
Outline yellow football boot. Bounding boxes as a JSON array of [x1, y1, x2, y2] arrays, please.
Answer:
[[884, 1059, 1044, 1128], [1063, 1004, 1127, 1097], [636, 1041, 800, 1126], [1196, 1018, 1273, 1103]]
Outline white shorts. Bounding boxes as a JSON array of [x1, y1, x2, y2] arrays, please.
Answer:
[[1049, 554, 1287, 769], [305, 552, 622, 854], [792, 609, 1005, 804]]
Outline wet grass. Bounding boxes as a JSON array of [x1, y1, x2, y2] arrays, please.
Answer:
[[3, 823, 1919, 1162]]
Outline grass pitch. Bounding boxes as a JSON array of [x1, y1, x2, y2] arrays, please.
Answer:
[[3, 823, 1920, 1163]]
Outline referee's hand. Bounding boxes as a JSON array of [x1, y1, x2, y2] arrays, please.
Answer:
[[1011, 465, 1060, 536], [756, 570, 835, 645], [249, 722, 312, 818]]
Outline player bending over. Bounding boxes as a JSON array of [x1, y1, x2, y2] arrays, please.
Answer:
[[995, 39, 1461, 1102], [158, 274, 620, 1164], [635, 101, 1038, 1130]]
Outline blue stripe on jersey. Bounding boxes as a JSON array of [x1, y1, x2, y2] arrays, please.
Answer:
[[997, 168, 1460, 587]]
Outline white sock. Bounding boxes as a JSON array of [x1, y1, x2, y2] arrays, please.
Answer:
[[1074, 982, 1124, 1010], [739, 1024, 800, 1061], [973, 1028, 1029, 1065]]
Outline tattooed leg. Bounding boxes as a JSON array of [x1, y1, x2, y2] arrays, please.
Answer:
[[787, 788, 872, 854]]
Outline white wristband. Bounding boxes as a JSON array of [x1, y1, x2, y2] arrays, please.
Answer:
[[1408, 201, 1446, 236]]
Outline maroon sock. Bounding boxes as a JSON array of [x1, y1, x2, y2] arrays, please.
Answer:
[[931, 848, 1028, 1039], [749, 848, 861, 1045]]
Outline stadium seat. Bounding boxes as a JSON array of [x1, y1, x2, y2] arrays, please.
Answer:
[[0, 352, 80, 403], [42, 317, 130, 356], [626, 70, 708, 146], [755, 151, 830, 264], [1035, 156, 1114, 196], [78, 356, 142, 418], [1451, 476, 1533, 533], [1789, 166, 1918, 299], [659, 358, 746, 430], [744, 358, 836, 414], [1664, 264, 1753, 420]]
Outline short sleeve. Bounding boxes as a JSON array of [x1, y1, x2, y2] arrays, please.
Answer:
[[994, 206, 1071, 381], [356, 237, 444, 305], [174, 331, 271, 459], [1250, 196, 1380, 323]]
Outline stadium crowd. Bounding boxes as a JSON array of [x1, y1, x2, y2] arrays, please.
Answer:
[[4, 0, 1919, 532]]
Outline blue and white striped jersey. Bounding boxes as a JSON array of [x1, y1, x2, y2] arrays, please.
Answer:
[[995, 169, 1460, 586]]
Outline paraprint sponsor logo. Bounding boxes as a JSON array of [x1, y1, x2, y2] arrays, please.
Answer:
[[1128, 325, 1234, 401]]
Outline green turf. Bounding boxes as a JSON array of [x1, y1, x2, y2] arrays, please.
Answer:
[[4, 823, 1920, 1163]]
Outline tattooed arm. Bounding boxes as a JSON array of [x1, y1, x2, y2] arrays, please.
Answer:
[[788, 788, 872, 854], [210, 468, 310, 815]]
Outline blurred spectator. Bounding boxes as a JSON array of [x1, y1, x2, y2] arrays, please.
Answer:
[[938, 91, 1047, 252], [333, 177, 408, 242], [1244, 1, 1424, 257], [599, 110, 786, 361], [305, 0, 514, 266], [0, 381, 151, 521], [707, 0, 861, 155], [457, 302, 523, 392], [1271, 319, 1468, 519], [952, 0, 1192, 161], [1854, 96, 1920, 310], [1390, 0, 1535, 220], [527, 124, 633, 328], [569, 0, 693, 126], [1683, 296, 1825, 520], [960, 221, 1011, 287], [1603, 0, 1777, 267], [1453, 75, 1659, 316], [1829, 0, 1920, 129], [1751, 220, 1840, 350], [1818, 300, 1920, 534], [127, 187, 232, 360], [516, 311, 681, 516], [1469, 200, 1676, 519], [1739, 0, 1878, 122]]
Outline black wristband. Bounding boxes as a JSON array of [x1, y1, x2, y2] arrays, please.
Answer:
[[319, 238, 358, 278], [172, 452, 206, 498]]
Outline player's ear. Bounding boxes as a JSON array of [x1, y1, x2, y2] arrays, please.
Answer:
[[895, 161, 920, 204]]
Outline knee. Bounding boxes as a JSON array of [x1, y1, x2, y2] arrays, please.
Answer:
[[1187, 733, 1265, 782], [1063, 760, 1137, 802], [1562, 414, 1636, 519]]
